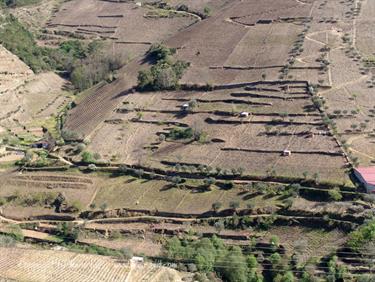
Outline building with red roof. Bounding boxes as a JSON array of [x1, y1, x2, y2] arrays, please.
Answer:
[[354, 167, 375, 193]]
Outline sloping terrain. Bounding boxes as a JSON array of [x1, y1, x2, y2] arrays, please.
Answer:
[[0, 44, 70, 142], [0, 246, 184, 282], [2, 0, 375, 281]]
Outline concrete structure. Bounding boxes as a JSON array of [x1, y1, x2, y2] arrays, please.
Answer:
[[181, 103, 189, 111], [131, 256, 144, 264], [354, 167, 375, 193]]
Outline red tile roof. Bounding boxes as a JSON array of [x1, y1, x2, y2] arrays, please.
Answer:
[[355, 167, 375, 185]]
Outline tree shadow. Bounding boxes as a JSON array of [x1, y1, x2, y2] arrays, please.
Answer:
[[125, 178, 137, 183], [242, 193, 258, 200], [160, 184, 174, 191]]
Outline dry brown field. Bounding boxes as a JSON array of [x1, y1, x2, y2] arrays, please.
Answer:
[[0, 170, 282, 219], [47, 0, 196, 54], [87, 81, 349, 184], [0, 171, 97, 220], [356, 0, 375, 57], [310, 0, 375, 165], [92, 176, 282, 214], [63, 0, 359, 138], [0, 246, 185, 282], [3, 0, 375, 279], [167, 0, 229, 13]]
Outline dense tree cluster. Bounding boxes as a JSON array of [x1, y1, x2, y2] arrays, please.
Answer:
[[348, 220, 375, 250], [137, 44, 189, 91], [165, 236, 264, 282]]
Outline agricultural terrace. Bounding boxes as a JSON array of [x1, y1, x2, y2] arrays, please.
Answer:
[[0, 171, 97, 220], [64, 0, 375, 177], [0, 44, 71, 145], [91, 175, 283, 214], [46, 0, 198, 56], [87, 81, 349, 185], [1, 0, 375, 281], [62, 0, 321, 138], [0, 246, 185, 282]]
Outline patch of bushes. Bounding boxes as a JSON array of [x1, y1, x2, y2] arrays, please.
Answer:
[[70, 50, 126, 91], [3, 224, 24, 241], [326, 255, 348, 281], [167, 126, 208, 142], [137, 44, 189, 91], [63, 241, 123, 257], [164, 235, 263, 282], [5, 191, 58, 207], [328, 187, 342, 201], [81, 151, 94, 163], [56, 222, 80, 242], [167, 127, 193, 140], [0, 15, 51, 72], [348, 219, 375, 251], [61, 129, 81, 141]]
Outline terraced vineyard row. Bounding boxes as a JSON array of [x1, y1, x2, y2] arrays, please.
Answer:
[[64, 79, 129, 137], [14, 175, 93, 184], [0, 247, 130, 282]]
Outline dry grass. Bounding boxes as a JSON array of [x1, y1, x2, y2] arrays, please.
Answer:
[[92, 176, 282, 214]]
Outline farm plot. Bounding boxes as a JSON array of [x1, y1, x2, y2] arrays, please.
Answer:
[[0, 247, 131, 282], [88, 81, 349, 184], [86, 222, 253, 240], [64, 0, 327, 139], [310, 0, 354, 22], [225, 0, 312, 27], [0, 45, 33, 95], [47, 0, 196, 52], [0, 45, 71, 141], [11, 0, 60, 33], [225, 23, 304, 67], [266, 226, 347, 261], [319, 75, 375, 165], [166, 0, 229, 14], [63, 78, 131, 138], [346, 135, 375, 165], [92, 176, 282, 215], [0, 245, 184, 282], [81, 236, 163, 257], [354, 0, 375, 57], [167, 7, 248, 84], [329, 48, 364, 87], [0, 171, 97, 219], [168, 0, 312, 85]]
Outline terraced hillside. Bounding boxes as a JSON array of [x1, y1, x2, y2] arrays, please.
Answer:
[[0, 44, 71, 144], [0, 247, 184, 282], [2, 0, 375, 281]]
